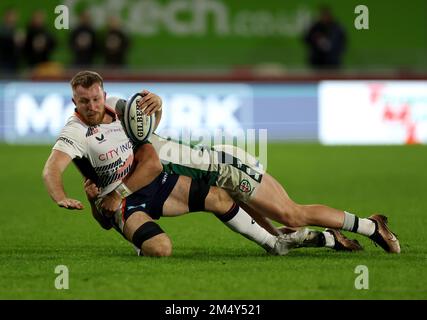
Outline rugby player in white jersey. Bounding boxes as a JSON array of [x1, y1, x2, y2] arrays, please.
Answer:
[[43, 70, 310, 257], [107, 93, 401, 254]]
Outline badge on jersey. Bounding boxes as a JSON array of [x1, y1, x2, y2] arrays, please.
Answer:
[[239, 179, 252, 193]]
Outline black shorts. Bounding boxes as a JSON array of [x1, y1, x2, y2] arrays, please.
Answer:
[[123, 171, 179, 221]]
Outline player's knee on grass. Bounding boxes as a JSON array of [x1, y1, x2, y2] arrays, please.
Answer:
[[141, 232, 172, 257], [132, 221, 172, 257]]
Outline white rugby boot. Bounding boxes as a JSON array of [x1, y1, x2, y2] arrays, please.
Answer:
[[268, 228, 309, 255]]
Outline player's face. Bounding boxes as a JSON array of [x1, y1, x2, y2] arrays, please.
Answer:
[[73, 84, 106, 126]]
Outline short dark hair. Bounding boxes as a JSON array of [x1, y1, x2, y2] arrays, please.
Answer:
[[70, 71, 104, 90]]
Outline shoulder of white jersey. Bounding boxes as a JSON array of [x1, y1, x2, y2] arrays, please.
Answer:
[[56, 113, 91, 144], [106, 96, 127, 117], [53, 114, 87, 158], [65, 113, 85, 127], [67, 113, 90, 130]]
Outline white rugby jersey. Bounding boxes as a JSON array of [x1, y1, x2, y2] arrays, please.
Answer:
[[53, 107, 134, 197]]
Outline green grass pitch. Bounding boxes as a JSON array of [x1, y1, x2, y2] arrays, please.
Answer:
[[0, 143, 426, 299]]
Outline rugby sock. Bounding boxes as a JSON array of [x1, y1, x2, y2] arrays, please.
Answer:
[[342, 211, 376, 236], [215, 203, 276, 250], [300, 230, 334, 248], [322, 231, 336, 248], [357, 218, 376, 236]]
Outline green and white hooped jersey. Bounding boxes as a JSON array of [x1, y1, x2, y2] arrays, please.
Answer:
[[149, 134, 264, 202]]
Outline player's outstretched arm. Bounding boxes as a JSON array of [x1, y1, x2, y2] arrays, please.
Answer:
[[42, 150, 84, 210]]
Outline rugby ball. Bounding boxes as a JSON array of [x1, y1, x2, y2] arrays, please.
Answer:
[[122, 93, 155, 144]]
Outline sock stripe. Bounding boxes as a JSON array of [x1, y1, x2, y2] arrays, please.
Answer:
[[317, 232, 326, 247], [215, 203, 239, 222], [352, 216, 359, 233]]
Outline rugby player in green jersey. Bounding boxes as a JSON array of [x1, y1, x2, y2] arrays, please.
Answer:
[[109, 96, 400, 253]]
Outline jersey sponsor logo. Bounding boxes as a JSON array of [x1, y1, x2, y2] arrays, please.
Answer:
[[119, 141, 133, 153], [97, 141, 133, 161], [98, 147, 120, 161], [57, 136, 74, 146], [239, 179, 252, 193], [104, 127, 124, 135]]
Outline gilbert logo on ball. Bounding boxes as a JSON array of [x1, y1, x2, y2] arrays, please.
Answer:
[[135, 98, 145, 138], [123, 93, 155, 144]]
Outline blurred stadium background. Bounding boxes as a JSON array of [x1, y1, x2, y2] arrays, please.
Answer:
[[1, 0, 426, 145], [0, 0, 426, 300]]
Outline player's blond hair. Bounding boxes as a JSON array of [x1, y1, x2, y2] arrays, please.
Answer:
[[70, 71, 104, 90]]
